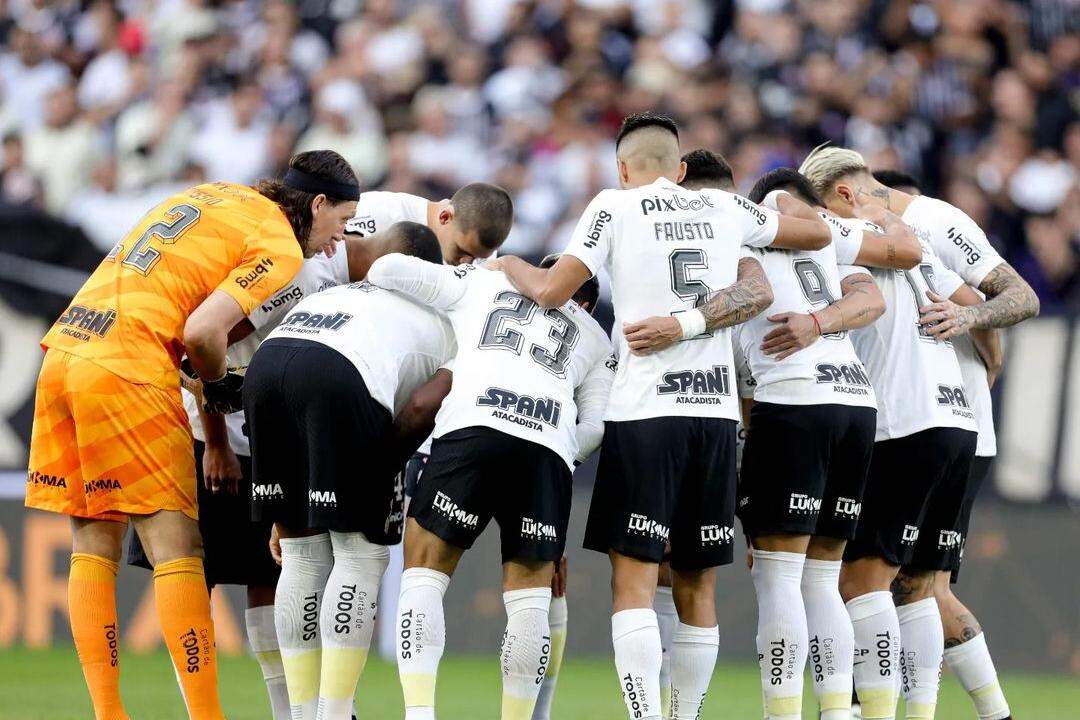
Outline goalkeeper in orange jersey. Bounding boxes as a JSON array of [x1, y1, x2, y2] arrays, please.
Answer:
[[23, 150, 360, 720]]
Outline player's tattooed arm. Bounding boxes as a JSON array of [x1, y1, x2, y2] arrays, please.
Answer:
[[760, 274, 883, 361], [920, 262, 1039, 340], [623, 257, 773, 356], [851, 202, 921, 270], [702, 257, 774, 332]]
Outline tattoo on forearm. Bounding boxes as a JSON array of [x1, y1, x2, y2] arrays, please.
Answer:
[[701, 258, 771, 331], [973, 263, 1040, 329]]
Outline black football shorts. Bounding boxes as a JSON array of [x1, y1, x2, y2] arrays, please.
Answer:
[[584, 416, 738, 571]]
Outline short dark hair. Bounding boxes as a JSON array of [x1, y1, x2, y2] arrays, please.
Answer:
[[615, 112, 679, 150], [680, 149, 734, 190], [872, 169, 920, 192], [450, 183, 514, 250], [255, 150, 359, 245], [540, 254, 599, 314], [386, 221, 443, 264], [747, 168, 825, 208]]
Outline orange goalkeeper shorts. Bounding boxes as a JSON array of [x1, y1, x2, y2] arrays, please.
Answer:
[[25, 349, 197, 521]]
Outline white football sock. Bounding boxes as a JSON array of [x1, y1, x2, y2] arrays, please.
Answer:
[[532, 595, 567, 720], [847, 591, 900, 720], [669, 623, 718, 720], [397, 567, 450, 720], [501, 587, 552, 720], [802, 559, 854, 720], [246, 605, 292, 720], [612, 608, 663, 720], [896, 598, 943, 720], [943, 632, 1010, 720], [654, 586, 678, 718], [751, 550, 807, 720], [276, 533, 334, 720], [316, 531, 390, 720]]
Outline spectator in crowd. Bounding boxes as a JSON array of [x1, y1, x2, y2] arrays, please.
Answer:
[[24, 83, 99, 213], [0, 0, 1074, 309]]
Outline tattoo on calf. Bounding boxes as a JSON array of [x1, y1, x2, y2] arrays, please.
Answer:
[[944, 612, 982, 648]]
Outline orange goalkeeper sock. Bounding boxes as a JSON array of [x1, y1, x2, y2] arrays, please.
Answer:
[[153, 557, 225, 720], [69, 553, 129, 720]]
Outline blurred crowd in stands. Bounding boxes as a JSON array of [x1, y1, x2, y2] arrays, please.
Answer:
[[0, 0, 1077, 308]]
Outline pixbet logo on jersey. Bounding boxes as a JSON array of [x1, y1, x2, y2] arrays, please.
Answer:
[[639, 192, 715, 216], [476, 387, 562, 431], [657, 365, 730, 405], [235, 257, 276, 288]]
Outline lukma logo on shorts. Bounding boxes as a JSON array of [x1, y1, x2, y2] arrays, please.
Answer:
[[937, 529, 962, 549], [520, 517, 557, 542], [433, 491, 478, 528], [789, 493, 822, 515], [27, 471, 66, 488], [834, 496, 862, 518], [85, 478, 121, 494], [253, 483, 283, 499], [657, 365, 730, 405], [308, 489, 337, 507], [700, 524, 734, 545], [901, 524, 920, 545], [627, 513, 669, 541]]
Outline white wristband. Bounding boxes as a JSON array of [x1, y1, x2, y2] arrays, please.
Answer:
[[762, 189, 789, 212], [675, 309, 707, 339]]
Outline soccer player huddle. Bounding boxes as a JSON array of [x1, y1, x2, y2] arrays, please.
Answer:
[[24, 111, 1039, 720]]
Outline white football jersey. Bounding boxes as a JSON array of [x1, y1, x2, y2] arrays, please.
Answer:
[[848, 241, 977, 441], [902, 195, 1001, 456], [265, 282, 456, 417], [346, 190, 428, 236], [367, 257, 616, 469], [183, 249, 349, 455], [562, 176, 780, 422], [733, 214, 875, 408]]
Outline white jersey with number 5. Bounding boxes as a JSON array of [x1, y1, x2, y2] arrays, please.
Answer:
[[902, 195, 1001, 456], [848, 240, 976, 441], [367, 257, 615, 469], [562, 176, 780, 423]]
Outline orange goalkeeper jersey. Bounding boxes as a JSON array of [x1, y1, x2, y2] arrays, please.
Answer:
[[42, 182, 303, 389]]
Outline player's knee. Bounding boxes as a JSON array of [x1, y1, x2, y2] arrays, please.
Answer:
[[806, 535, 846, 561], [839, 558, 897, 601], [892, 568, 935, 605], [610, 556, 659, 609], [329, 530, 391, 575], [671, 567, 716, 619], [70, 517, 126, 562], [403, 521, 459, 575], [503, 558, 554, 591], [134, 511, 205, 565]]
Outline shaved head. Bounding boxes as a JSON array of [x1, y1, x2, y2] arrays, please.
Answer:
[[614, 112, 684, 188]]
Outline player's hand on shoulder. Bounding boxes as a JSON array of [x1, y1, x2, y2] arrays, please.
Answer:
[[202, 441, 243, 494], [761, 312, 820, 360], [623, 316, 682, 355]]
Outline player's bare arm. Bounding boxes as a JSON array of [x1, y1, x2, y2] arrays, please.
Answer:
[[761, 272, 885, 361], [392, 368, 453, 464], [624, 256, 773, 355], [919, 261, 1039, 340], [851, 203, 922, 269], [184, 290, 248, 413], [494, 254, 593, 309], [921, 283, 1004, 385], [768, 213, 832, 251]]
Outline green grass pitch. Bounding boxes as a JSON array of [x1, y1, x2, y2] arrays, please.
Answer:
[[2, 647, 1077, 719]]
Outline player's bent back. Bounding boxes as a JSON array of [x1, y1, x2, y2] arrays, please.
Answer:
[[26, 182, 304, 522]]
